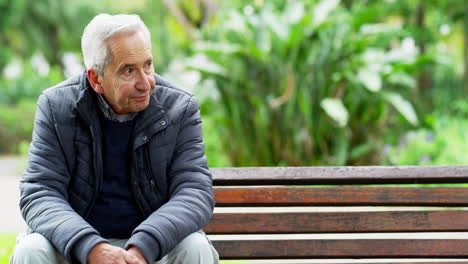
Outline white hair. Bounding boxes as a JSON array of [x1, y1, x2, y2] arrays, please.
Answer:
[[81, 14, 151, 76]]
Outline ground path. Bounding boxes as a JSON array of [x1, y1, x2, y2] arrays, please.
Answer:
[[0, 156, 26, 233]]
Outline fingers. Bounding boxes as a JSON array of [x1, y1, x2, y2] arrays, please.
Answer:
[[117, 257, 128, 264], [110, 248, 128, 264], [124, 250, 144, 264]]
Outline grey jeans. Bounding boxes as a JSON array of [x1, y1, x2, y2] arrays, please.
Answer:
[[10, 230, 219, 264]]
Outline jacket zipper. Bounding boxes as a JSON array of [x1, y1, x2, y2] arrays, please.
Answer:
[[85, 125, 102, 218], [130, 114, 168, 217], [144, 145, 157, 193], [131, 151, 148, 217]]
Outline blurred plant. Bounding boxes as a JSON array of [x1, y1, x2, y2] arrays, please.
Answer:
[[0, 57, 63, 154], [160, 59, 231, 167], [385, 115, 468, 165], [0, 99, 36, 154], [187, 0, 427, 166], [202, 114, 232, 167], [451, 100, 468, 117], [0, 0, 100, 73], [0, 59, 63, 105], [0, 233, 16, 264]]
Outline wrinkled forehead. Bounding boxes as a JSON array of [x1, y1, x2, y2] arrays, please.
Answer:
[[106, 31, 152, 67]]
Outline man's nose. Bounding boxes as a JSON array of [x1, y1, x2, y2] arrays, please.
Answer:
[[135, 69, 151, 91]]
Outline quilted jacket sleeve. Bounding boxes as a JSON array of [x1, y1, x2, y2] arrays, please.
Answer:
[[19, 93, 107, 263], [125, 96, 215, 263]]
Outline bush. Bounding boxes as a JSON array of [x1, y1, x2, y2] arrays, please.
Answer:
[[0, 60, 62, 105], [0, 233, 16, 264], [0, 99, 36, 154], [0, 58, 64, 154], [202, 114, 232, 167], [385, 113, 468, 165], [187, 0, 427, 166]]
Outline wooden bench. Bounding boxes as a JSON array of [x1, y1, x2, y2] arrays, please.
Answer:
[[204, 166, 468, 264]]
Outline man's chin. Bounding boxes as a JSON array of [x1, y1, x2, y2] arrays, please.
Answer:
[[134, 101, 150, 113]]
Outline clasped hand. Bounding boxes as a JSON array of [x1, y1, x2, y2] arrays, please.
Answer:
[[88, 243, 147, 264]]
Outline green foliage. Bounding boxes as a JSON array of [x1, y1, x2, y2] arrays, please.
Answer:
[[0, 0, 465, 165], [0, 0, 101, 154], [0, 0, 26, 69], [385, 113, 468, 165], [0, 58, 64, 154], [188, 0, 425, 166], [0, 0, 101, 72], [431, 63, 466, 115], [202, 114, 232, 167], [0, 233, 16, 264], [0, 99, 36, 154], [0, 60, 63, 105]]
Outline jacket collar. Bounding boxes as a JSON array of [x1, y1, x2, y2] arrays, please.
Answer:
[[74, 72, 100, 128]]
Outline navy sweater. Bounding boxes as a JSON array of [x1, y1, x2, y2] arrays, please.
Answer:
[[86, 112, 143, 238]]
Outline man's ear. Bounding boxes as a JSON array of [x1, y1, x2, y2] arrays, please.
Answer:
[[87, 69, 104, 94]]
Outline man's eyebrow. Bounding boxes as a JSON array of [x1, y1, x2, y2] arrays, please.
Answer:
[[119, 59, 152, 70], [119, 63, 136, 71]]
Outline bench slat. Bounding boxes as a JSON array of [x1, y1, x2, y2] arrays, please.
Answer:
[[205, 211, 468, 234], [212, 239, 468, 259], [214, 187, 468, 206], [211, 166, 468, 185], [210, 167, 468, 261]]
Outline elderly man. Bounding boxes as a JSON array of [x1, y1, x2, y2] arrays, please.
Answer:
[[10, 14, 218, 264]]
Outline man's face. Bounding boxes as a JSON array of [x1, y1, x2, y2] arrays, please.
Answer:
[[97, 30, 156, 114]]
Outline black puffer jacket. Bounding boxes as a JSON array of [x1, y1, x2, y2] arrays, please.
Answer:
[[19, 72, 215, 263]]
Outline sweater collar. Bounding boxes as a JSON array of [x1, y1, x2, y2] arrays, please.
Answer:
[[96, 94, 137, 123]]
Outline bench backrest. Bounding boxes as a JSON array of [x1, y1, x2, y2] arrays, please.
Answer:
[[205, 166, 468, 262]]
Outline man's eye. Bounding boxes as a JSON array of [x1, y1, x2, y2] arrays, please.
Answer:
[[124, 68, 133, 74]]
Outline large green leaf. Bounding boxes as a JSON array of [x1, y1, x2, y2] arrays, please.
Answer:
[[313, 0, 340, 27], [383, 92, 418, 126], [194, 42, 242, 54], [350, 143, 374, 159], [263, 9, 288, 41], [357, 68, 382, 92], [283, 1, 305, 25], [321, 98, 349, 127], [225, 11, 248, 34], [334, 128, 349, 165], [360, 23, 402, 35], [188, 0, 426, 166], [387, 71, 416, 89], [185, 55, 227, 76]]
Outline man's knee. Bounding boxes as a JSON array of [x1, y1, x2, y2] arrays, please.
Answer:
[[10, 233, 58, 264], [171, 231, 219, 263]]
